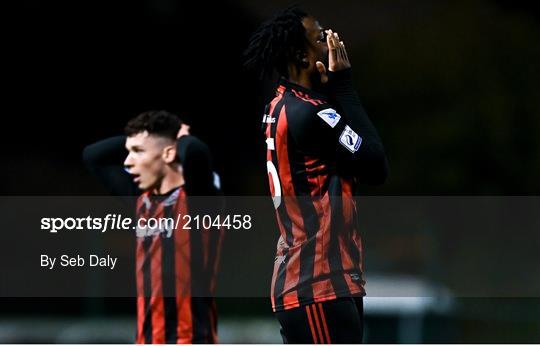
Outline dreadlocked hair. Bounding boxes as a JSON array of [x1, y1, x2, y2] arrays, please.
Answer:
[[243, 6, 308, 80]]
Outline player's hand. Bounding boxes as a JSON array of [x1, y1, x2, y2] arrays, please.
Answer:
[[316, 29, 351, 84], [177, 124, 191, 139]]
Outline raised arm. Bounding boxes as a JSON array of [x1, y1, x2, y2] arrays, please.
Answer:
[[82, 136, 141, 196], [316, 29, 388, 184], [176, 135, 216, 196]]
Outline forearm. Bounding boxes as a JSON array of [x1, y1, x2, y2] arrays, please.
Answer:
[[329, 69, 388, 184], [83, 136, 127, 169], [82, 136, 140, 196], [177, 135, 215, 195]]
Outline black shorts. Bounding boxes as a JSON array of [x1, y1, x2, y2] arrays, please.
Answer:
[[275, 297, 364, 344]]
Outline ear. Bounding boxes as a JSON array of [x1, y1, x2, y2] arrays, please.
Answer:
[[162, 144, 177, 164], [295, 49, 310, 69]]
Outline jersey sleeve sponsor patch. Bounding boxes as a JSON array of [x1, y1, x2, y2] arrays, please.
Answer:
[[339, 125, 362, 153], [317, 108, 341, 128]]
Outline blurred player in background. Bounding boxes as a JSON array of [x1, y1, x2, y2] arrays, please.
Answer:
[[83, 110, 222, 343], [244, 6, 388, 344]]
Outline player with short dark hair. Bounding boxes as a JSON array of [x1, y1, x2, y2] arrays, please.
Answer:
[[245, 6, 388, 343], [83, 110, 222, 344]]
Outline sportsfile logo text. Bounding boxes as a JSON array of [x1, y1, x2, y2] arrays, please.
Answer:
[[41, 213, 252, 235]]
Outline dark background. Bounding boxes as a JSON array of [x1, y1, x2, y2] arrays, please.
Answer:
[[1, 0, 540, 343]]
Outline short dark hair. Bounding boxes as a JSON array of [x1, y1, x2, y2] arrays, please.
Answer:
[[125, 110, 182, 140], [243, 6, 308, 80]]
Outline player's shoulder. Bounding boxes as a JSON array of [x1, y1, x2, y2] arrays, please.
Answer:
[[284, 89, 325, 117], [285, 91, 341, 130], [284, 88, 327, 110]]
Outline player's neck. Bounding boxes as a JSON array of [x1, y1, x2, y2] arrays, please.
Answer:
[[153, 168, 184, 195], [287, 70, 312, 90]]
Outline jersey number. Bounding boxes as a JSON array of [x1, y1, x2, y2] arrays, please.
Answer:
[[266, 161, 282, 209]]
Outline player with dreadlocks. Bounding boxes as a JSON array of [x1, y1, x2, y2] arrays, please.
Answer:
[[245, 6, 388, 343]]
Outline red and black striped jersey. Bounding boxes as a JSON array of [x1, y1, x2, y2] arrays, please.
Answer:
[[263, 70, 388, 312], [83, 135, 223, 344], [135, 187, 223, 344]]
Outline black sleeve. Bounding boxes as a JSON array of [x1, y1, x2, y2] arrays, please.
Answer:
[[327, 68, 388, 185], [288, 69, 388, 185], [176, 135, 216, 196], [82, 136, 141, 196]]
